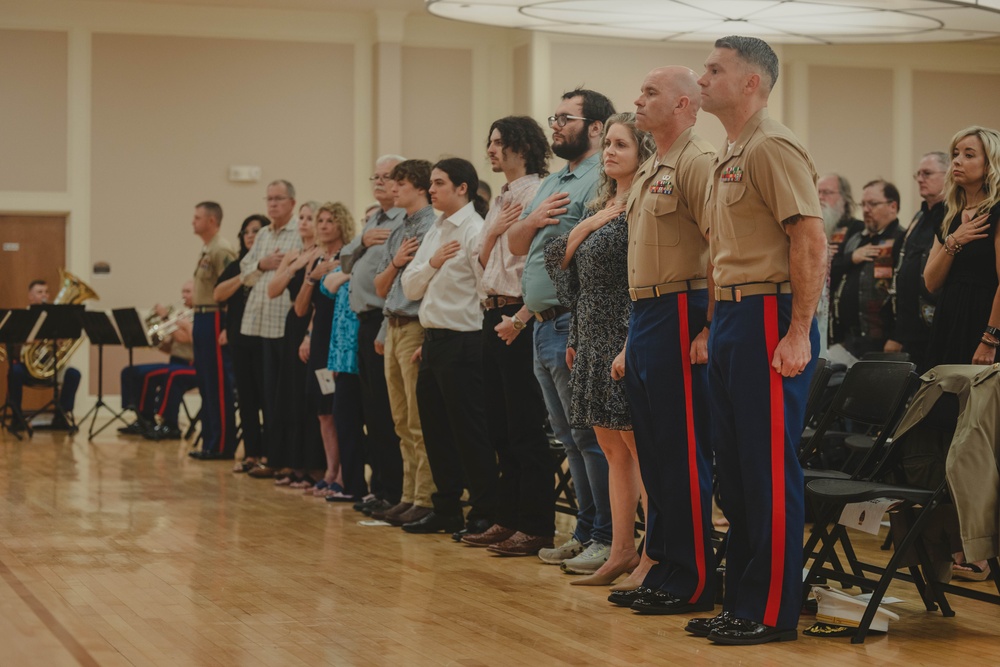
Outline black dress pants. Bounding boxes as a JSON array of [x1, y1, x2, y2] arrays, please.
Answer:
[[357, 312, 402, 502], [482, 306, 555, 537], [417, 329, 498, 521]]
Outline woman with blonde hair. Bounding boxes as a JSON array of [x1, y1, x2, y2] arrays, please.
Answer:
[[545, 112, 657, 586], [924, 126, 1000, 580], [925, 126, 1000, 367]]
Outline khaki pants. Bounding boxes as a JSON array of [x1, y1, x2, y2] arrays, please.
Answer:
[[384, 320, 435, 507]]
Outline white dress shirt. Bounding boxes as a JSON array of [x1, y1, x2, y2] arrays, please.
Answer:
[[401, 202, 485, 332]]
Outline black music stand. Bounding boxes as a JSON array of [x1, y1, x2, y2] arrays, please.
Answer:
[[0, 309, 46, 440], [28, 303, 84, 434], [79, 311, 129, 439], [112, 308, 151, 420]]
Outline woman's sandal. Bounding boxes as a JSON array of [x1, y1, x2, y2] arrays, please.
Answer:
[[953, 561, 991, 581], [289, 475, 317, 489], [307, 480, 330, 495], [232, 459, 256, 474]]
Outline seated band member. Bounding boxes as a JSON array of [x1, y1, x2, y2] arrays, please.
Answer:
[[6, 279, 82, 431], [7, 280, 80, 431], [119, 281, 196, 439]]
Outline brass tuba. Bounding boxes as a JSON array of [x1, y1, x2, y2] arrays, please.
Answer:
[[22, 269, 99, 380]]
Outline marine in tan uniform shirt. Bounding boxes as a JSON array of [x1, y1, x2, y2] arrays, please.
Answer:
[[620, 114, 722, 615], [695, 34, 827, 645], [191, 206, 238, 459]]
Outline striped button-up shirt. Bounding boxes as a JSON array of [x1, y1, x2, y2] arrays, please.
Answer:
[[477, 174, 542, 298]]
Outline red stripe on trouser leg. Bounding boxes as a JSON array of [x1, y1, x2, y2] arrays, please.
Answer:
[[140, 368, 169, 413], [677, 292, 707, 603], [159, 369, 196, 417], [762, 295, 785, 627], [214, 312, 227, 449]]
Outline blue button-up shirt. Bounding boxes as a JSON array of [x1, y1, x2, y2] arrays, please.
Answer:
[[521, 153, 601, 313]]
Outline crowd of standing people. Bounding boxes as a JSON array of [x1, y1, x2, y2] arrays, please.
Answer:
[[137, 34, 998, 646]]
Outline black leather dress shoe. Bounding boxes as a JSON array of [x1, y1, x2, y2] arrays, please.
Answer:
[[118, 420, 147, 435], [708, 618, 797, 645], [608, 587, 652, 607], [451, 518, 492, 542], [686, 611, 733, 637], [402, 511, 464, 534], [146, 424, 182, 441], [631, 590, 715, 616], [188, 450, 235, 460]]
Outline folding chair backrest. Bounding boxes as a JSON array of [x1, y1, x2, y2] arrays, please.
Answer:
[[834, 361, 916, 425], [803, 357, 832, 428], [799, 360, 916, 466], [862, 351, 912, 363]]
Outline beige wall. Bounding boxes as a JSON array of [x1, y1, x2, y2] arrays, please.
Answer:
[[0, 29, 68, 192], [90, 33, 354, 307], [807, 65, 894, 200], [401, 46, 472, 163], [4, 0, 1000, 401]]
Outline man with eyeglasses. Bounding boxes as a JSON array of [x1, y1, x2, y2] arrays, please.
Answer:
[[340, 155, 407, 516], [239, 179, 303, 472], [883, 152, 947, 370], [830, 179, 905, 360], [507, 89, 616, 575]]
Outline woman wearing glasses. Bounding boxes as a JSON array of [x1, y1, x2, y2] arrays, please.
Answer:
[[545, 113, 657, 586]]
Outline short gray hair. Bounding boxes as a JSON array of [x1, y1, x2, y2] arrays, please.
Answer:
[[268, 179, 296, 199], [375, 154, 406, 169], [716, 35, 779, 91], [922, 151, 948, 171]]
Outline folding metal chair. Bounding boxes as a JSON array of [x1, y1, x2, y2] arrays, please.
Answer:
[[804, 365, 1000, 643]]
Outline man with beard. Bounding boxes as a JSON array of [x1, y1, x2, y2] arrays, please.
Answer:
[[817, 174, 864, 354], [883, 152, 947, 370], [507, 89, 616, 574], [830, 179, 905, 359]]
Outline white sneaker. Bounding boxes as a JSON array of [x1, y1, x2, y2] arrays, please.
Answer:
[[537, 537, 583, 565], [561, 541, 611, 574]]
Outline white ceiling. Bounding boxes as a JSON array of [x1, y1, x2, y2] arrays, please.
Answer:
[[63, 0, 427, 12], [427, 0, 1000, 44]]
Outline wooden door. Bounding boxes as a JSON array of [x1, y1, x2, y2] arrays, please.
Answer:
[[0, 215, 67, 409]]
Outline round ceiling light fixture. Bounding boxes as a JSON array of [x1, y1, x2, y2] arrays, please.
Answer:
[[426, 0, 1000, 44]]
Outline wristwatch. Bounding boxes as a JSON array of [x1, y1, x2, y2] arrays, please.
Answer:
[[512, 316, 527, 331]]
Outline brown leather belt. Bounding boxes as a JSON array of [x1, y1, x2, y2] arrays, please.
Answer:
[[714, 281, 792, 302], [193, 305, 219, 313], [629, 278, 708, 302], [387, 314, 418, 327], [533, 305, 571, 322], [481, 295, 523, 310]]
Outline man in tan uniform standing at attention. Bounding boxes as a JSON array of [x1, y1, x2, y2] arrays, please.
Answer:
[[608, 66, 718, 616], [686, 36, 827, 645]]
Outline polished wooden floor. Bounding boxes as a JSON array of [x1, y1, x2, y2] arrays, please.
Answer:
[[1, 424, 999, 666]]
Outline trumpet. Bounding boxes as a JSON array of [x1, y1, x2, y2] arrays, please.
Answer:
[[147, 307, 192, 346]]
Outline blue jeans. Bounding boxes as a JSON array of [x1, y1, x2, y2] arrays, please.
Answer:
[[532, 313, 611, 545]]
